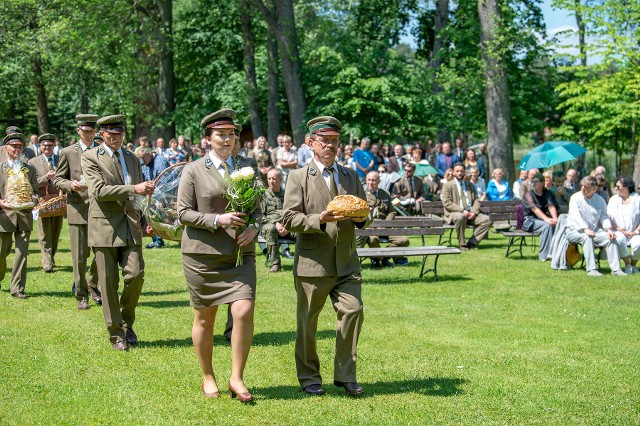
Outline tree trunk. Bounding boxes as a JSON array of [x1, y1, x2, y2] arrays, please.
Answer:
[[478, 0, 514, 181], [266, 27, 280, 148], [156, 0, 176, 141], [574, 0, 587, 67], [249, 0, 306, 147], [633, 115, 640, 184], [432, 0, 449, 143], [32, 54, 50, 134], [240, 3, 263, 138]]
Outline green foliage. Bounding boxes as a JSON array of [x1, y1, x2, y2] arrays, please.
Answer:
[[552, 0, 640, 159]]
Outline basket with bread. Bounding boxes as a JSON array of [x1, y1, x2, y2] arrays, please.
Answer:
[[326, 195, 370, 221]]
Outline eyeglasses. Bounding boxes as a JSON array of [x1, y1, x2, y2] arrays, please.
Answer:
[[531, 180, 541, 184], [313, 137, 339, 146]]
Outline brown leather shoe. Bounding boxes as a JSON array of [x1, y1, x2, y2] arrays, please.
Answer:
[[77, 298, 89, 310], [269, 264, 281, 273], [90, 292, 102, 306], [202, 383, 221, 399], [459, 244, 470, 251], [112, 338, 128, 351], [228, 381, 253, 402], [123, 327, 138, 346], [11, 292, 27, 299], [334, 381, 364, 395]]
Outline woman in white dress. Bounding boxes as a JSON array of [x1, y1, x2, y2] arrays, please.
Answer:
[[607, 176, 640, 274]]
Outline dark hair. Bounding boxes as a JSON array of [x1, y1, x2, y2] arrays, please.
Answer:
[[452, 162, 465, 170], [553, 170, 565, 179], [616, 176, 636, 194]]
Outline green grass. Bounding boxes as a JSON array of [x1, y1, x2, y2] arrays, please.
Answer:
[[1, 225, 639, 425]]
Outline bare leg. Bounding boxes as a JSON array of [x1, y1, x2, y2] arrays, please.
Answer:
[[229, 299, 255, 394], [193, 306, 218, 393]]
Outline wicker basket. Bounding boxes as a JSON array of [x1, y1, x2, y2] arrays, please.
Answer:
[[145, 162, 186, 242], [35, 187, 67, 218]]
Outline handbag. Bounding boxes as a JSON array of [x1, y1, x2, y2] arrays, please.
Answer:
[[566, 243, 580, 267], [35, 185, 67, 218]]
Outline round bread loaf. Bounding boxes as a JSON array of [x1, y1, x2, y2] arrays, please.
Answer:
[[327, 195, 369, 218]]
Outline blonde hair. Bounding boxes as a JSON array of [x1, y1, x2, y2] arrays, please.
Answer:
[[492, 168, 504, 178]]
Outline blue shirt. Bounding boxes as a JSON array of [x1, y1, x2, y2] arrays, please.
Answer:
[[141, 153, 170, 181], [353, 148, 374, 178]]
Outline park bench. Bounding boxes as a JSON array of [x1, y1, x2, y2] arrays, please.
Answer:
[[355, 217, 460, 281]]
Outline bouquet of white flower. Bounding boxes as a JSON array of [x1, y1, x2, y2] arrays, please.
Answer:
[[223, 165, 266, 266]]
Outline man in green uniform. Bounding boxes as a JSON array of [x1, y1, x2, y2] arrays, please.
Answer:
[[260, 168, 295, 272]]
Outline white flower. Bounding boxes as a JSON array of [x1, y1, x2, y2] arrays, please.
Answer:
[[230, 170, 243, 182], [239, 167, 255, 181]]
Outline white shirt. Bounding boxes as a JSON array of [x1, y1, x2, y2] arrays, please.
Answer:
[[454, 178, 471, 209], [102, 144, 130, 183], [607, 193, 640, 231], [566, 191, 611, 231], [208, 151, 234, 176], [313, 159, 338, 193]]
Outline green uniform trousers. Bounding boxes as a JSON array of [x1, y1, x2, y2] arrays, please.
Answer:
[[294, 273, 363, 388], [69, 223, 99, 301], [36, 215, 63, 269], [94, 245, 144, 343], [0, 231, 30, 295]]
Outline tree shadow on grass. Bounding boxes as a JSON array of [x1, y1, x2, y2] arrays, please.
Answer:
[[26, 265, 74, 273], [27, 248, 71, 255], [142, 289, 187, 296], [252, 329, 334, 346], [139, 337, 193, 348], [365, 274, 473, 285], [26, 290, 74, 298], [254, 377, 467, 400], [138, 299, 190, 308]]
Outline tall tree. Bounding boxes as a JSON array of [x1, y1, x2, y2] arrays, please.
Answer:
[[266, 28, 280, 147], [240, 3, 263, 138], [248, 0, 306, 146], [156, 0, 176, 141], [478, 0, 514, 180]]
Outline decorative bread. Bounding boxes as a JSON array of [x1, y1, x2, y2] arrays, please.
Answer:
[[327, 195, 369, 218]]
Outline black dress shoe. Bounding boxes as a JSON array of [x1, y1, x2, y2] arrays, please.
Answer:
[[123, 327, 138, 346], [370, 259, 381, 269], [334, 381, 364, 395], [112, 338, 129, 351], [90, 292, 102, 306], [71, 283, 76, 296], [44, 266, 53, 273], [11, 292, 27, 299], [77, 298, 89, 310], [282, 249, 294, 259], [381, 258, 394, 268], [303, 384, 325, 396]]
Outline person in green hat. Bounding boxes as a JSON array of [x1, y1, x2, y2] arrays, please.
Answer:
[[282, 115, 371, 396], [28, 133, 63, 274], [0, 132, 39, 299], [53, 114, 102, 310], [81, 114, 155, 350]]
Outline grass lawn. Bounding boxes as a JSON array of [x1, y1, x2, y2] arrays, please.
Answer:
[[1, 224, 639, 425]]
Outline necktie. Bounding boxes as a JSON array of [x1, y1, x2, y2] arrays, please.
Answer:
[[410, 178, 415, 196], [220, 161, 230, 179], [458, 181, 465, 208], [326, 166, 338, 198], [113, 151, 125, 182]]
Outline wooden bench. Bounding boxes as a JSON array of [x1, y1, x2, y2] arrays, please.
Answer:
[[355, 217, 444, 246], [501, 229, 536, 258], [356, 246, 461, 281]]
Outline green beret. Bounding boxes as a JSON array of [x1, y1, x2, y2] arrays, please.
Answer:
[[97, 114, 125, 133], [38, 133, 56, 143], [76, 114, 99, 130], [307, 116, 342, 136], [200, 108, 236, 129], [3, 133, 26, 145], [234, 124, 242, 136], [5, 126, 22, 135]]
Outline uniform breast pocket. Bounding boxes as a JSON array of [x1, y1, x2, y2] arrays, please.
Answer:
[[92, 210, 112, 218], [298, 238, 318, 250]]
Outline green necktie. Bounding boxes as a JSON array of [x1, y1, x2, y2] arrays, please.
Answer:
[[220, 161, 230, 179], [326, 166, 338, 198]]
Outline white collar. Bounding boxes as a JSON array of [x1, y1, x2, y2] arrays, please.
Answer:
[[208, 151, 232, 170], [313, 159, 338, 174]]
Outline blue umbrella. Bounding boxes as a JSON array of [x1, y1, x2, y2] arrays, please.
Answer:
[[518, 141, 586, 170]]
